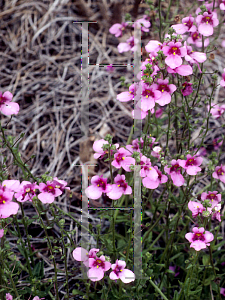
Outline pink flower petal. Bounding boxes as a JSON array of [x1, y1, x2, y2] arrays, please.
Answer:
[[85, 185, 102, 199]]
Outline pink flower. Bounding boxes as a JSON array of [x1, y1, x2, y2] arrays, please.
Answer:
[[137, 57, 159, 81], [167, 65, 193, 76], [185, 227, 214, 251], [163, 41, 187, 69], [145, 40, 162, 55], [196, 2, 218, 15], [147, 136, 157, 150], [220, 68, 225, 87], [0, 229, 4, 238], [221, 287, 225, 296], [33, 297, 45, 300], [52, 177, 70, 192], [126, 137, 144, 154], [212, 138, 223, 150], [85, 175, 112, 200], [178, 154, 203, 175], [0, 183, 19, 218], [208, 103, 225, 119], [2, 180, 20, 192], [37, 180, 63, 204], [133, 16, 151, 32], [6, 294, 13, 300], [117, 82, 139, 102], [188, 201, 205, 218], [14, 181, 39, 202], [164, 160, 185, 187], [207, 203, 221, 222], [109, 22, 127, 37], [181, 82, 193, 96], [139, 155, 158, 179], [87, 255, 111, 281], [220, 1, 225, 10], [212, 165, 225, 183], [73, 247, 99, 267], [118, 36, 138, 53], [151, 146, 162, 160], [136, 82, 161, 112], [111, 148, 135, 172], [187, 31, 209, 48], [106, 174, 132, 200], [109, 259, 135, 283], [155, 78, 176, 106], [142, 166, 167, 189], [93, 139, 119, 159], [0, 91, 19, 116], [169, 265, 180, 277], [196, 11, 219, 37], [172, 15, 196, 34], [201, 190, 221, 204], [185, 44, 207, 72]]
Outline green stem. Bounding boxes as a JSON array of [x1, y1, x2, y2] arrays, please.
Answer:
[[149, 279, 169, 300], [19, 203, 35, 267], [164, 103, 171, 157], [125, 212, 134, 263], [194, 82, 217, 156], [33, 200, 60, 300], [60, 227, 69, 298], [209, 246, 222, 300], [0, 123, 38, 182], [14, 216, 33, 278], [2, 259, 19, 298]]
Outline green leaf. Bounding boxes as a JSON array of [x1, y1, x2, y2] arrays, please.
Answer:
[[213, 240, 225, 250], [17, 245, 26, 258], [202, 254, 210, 266], [188, 287, 202, 295], [72, 289, 84, 296], [204, 274, 215, 286], [32, 261, 44, 279]]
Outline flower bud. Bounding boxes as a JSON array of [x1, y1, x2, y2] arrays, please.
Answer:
[[202, 211, 211, 217]]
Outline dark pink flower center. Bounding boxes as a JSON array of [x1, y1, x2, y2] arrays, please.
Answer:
[[202, 15, 213, 25], [128, 39, 134, 47], [0, 195, 6, 204], [157, 171, 161, 180], [93, 259, 104, 269], [186, 158, 196, 166], [184, 19, 193, 29], [170, 164, 179, 172], [207, 193, 216, 200], [43, 185, 55, 194], [97, 179, 106, 190], [113, 265, 123, 276], [143, 89, 155, 98], [132, 142, 139, 151], [115, 153, 125, 163], [193, 233, 205, 242], [158, 84, 170, 93], [168, 46, 181, 56], [0, 95, 7, 105], [116, 180, 127, 190], [191, 32, 200, 41], [217, 168, 224, 176], [21, 184, 36, 200]]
